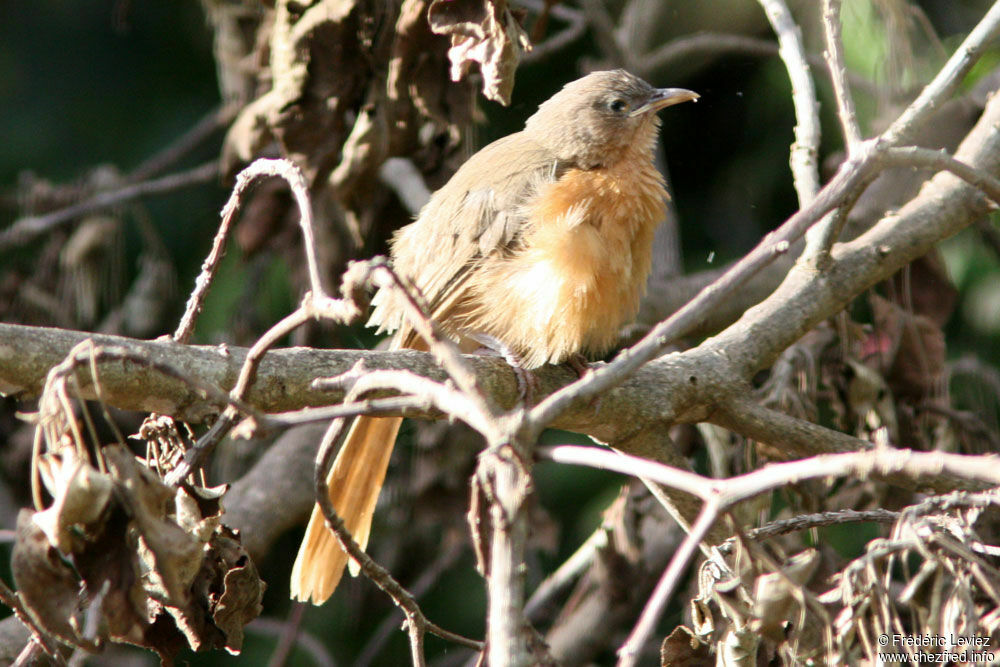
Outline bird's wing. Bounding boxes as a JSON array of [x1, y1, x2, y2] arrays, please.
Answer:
[[368, 132, 566, 341]]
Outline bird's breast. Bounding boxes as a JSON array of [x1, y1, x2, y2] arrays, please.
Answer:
[[460, 154, 667, 367]]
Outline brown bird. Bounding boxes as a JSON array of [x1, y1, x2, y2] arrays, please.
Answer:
[[290, 69, 698, 603]]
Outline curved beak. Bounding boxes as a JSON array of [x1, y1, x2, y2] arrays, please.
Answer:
[[631, 88, 700, 117]]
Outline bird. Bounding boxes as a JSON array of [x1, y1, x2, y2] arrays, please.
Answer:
[[290, 69, 698, 604]]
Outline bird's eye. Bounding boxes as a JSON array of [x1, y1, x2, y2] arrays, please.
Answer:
[[609, 98, 628, 113]]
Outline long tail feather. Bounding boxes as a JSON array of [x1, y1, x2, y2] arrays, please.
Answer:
[[290, 415, 403, 604]]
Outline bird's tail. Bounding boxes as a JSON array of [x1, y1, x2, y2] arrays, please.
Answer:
[[290, 415, 403, 604]]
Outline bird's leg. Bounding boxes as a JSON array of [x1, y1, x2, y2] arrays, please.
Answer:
[[565, 352, 591, 379], [564, 352, 606, 412], [468, 333, 540, 405]]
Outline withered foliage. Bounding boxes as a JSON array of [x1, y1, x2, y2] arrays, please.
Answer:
[[12, 350, 263, 663], [674, 269, 1000, 665], [216, 0, 528, 277], [671, 496, 1000, 664]]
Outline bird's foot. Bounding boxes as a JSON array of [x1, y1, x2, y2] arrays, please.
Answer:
[[469, 333, 540, 406], [566, 352, 591, 379], [564, 353, 604, 411]]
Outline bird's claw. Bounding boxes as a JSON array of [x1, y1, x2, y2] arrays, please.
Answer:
[[469, 333, 540, 406]]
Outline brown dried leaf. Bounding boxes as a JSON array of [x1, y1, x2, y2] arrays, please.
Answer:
[[389, 0, 473, 135], [79, 514, 150, 649], [207, 526, 265, 655], [869, 294, 947, 402], [13, 433, 262, 663], [11, 509, 92, 649], [889, 252, 958, 328], [222, 0, 368, 182], [428, 0, 530, 105], [104, 447, 204, 604], [660, 625, 711, 666], [750, 549, 820, 641], [33, 450, 113, 553]]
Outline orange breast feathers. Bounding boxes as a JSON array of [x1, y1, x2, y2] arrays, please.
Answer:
[[461, 151, 667, 369]]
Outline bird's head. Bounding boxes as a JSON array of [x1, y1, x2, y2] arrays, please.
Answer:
[[524, 69, 698, 169]]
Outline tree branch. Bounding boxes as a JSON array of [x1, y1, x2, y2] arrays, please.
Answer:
[[757, 0, 821, 204], [0, 162, 219, 252]]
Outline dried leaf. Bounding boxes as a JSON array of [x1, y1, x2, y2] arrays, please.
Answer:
[[208, 527, 265, 655], [33, 450, 113, 553], [428, 0, 530, 105], [223, 0, 367, 182], [869, 294, 947, 401], [660, 625, 711, 666], [104, 447, 204, 604], [11, 509, 93, 650], [750, 549, 820, 641], [102, 445, 263, 656], [389, 0, 473, 135]]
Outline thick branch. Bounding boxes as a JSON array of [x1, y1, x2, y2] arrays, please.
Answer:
[[0, 323, 523, 423]]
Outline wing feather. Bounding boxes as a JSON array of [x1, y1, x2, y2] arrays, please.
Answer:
[[369, 132, 567, 342]]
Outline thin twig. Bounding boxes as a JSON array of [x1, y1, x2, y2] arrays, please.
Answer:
[[801, 178, 870, 267], [129, 105, 236, 182], [259, 395, 436, 429], [320, 366, 495, 435], [0, 162, 219, 252], [903, 488, 1000, 517], [758, 0, 822, 205], [822, 0, 862, 152], [722, 508, 900, 550], [541, 441, 1000, 509], [173, 158, 325, 344], [880, 145, 1000, 205], [356, 538, 465, 667], [617, 501, 720, 667], [524, 527, 607, 620], [540, 445, 721, 499], [312, 416, 484, 655]]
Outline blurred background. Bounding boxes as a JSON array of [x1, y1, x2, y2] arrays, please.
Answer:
[[3, 0, 1000, 664]]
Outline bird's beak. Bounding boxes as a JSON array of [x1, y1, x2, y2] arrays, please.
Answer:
[[631, 88, 700, 117]]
